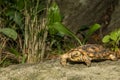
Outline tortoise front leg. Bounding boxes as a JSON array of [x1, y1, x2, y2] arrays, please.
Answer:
[[83, 56, 92, 67], [60, 54, 68, 66], [60, 58, 67, 66]]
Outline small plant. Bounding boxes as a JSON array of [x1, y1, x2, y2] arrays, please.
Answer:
[[77, 23, 101, 44], [46, 1, 82, 54], [0, 28, 18, 66], [47, 1, 82, 46], [0, 28, 17, 40], [102, 28, 120, 51]]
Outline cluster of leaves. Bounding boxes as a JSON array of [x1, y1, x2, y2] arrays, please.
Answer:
[[0, 0, 24, 40], [0, 0, 46, 65], [46, 2, 82, 53], [0, 0, 81, 64], [102, 29, 120, 51]]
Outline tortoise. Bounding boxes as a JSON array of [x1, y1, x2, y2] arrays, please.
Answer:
[[60, 44, 118, 66]]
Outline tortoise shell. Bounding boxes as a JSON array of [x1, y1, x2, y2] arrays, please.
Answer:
[[60, 44, 117, 66]]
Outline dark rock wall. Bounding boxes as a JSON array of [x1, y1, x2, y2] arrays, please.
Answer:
[[107, 0, 120, 33], [56, 0, 119, 34]]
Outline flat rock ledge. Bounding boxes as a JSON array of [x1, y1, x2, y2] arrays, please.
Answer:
[[0, 59, 120, 80]]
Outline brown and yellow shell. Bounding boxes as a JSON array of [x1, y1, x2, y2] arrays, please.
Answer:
[[60, 44, 117, 66]]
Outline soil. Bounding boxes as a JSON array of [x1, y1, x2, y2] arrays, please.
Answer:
[[0, 59, 120, 80]]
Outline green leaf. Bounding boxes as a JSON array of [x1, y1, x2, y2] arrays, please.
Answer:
[[47, 2, 61, 25], [48, 25, 58, 35], [0, 28, 17, 40], [102, 28, 120, 51], [47, 2, 82, 45], [83, 23, 101, 44], [87, 23, 101, 36], [110, 31, 117, 41], [102, 35, 110, 43], [52, 22, 82, 45]]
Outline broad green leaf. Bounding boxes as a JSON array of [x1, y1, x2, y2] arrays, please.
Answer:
[[0, 28, 17, 40], [48, 25, 58, 35], [52, 22, 82, 45], [87, 23, 101, 36], [110, 31, 117, 41], [47, 2, 82, 45], [83, 23, 101, 44], [102, 35, 110, 43], [47, 2, 63, 35], [48, 2, 61, 25], [52, 22, 72, 36]]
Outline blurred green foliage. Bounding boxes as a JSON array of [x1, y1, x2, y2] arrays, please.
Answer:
[[102, 29, 120, 51]]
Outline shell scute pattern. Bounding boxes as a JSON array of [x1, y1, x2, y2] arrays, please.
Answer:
[[60, 44, 117, 66]]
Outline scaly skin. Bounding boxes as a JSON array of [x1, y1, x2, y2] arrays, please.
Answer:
[[60, 44, 117, 66]]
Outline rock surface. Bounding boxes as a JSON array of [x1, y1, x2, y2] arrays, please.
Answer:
[[0, 59, 120, 80]]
